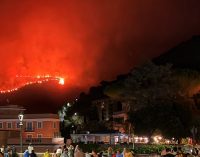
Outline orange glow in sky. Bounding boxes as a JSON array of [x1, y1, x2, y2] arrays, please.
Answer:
[[0, 0, 200, 96]]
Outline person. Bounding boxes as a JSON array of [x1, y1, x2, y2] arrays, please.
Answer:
[[161, 148, 167, 157], [4, 147, 10, 157], [172, 147, 177, 156], [56, 147, 62, 157], [116, 150, 123, 157], [164, 148, 175, 157], [124, 148, 133, 157], [8, 147, 12, 157], [91, 150, 98, 157], [52, 150, 57, 157], [122, 148, 126, 157], [0, 149, 4, 157], [108, 147, 113, 157], [44, 149, 51, 157], [23, 150, 29, 157], [193, 148, 198, 157], [98, 152, 103, 157], [66, 145, 74, 157], [11, 147, 18, 157], [0, 145, 5, 154], [112, 151, 116, 157], [85, 152, 91, 157], [74, 145, 84, 157], [176, 147, 183, 157], [30, 150, 37, 157], [28, 144, 34, 154], [186, 153, 194, 157], [61, 149, 68, 157], [11, 146, 16, 153]]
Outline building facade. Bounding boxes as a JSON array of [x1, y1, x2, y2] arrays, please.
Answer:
[[0, 105, 63, 151], [93, 98, 129, 133]]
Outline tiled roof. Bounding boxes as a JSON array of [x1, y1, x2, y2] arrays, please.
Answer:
[[0, 113, 59, 119]]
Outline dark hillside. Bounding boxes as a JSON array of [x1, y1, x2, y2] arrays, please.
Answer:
[[153, 36, 200, 70]]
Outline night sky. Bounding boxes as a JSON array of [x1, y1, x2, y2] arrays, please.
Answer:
[[0, 0, 200, 94]]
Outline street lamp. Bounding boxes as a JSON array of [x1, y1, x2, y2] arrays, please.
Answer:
[[18, 113, 24, 154]]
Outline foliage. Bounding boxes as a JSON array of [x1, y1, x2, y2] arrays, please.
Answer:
[[133, 144, 173, 154], [105, 62, 177, 111], [59, 61, 200, 138], [74, 143, 172, 154], [104, 62, 200, 138], [130, 103, 191, 138], [124, 62, 177, 110], [58, 103, 84, 138], [175, 69, 200, 96]]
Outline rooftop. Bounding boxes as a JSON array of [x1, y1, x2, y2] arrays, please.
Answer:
[[0, 113, 59, 119]]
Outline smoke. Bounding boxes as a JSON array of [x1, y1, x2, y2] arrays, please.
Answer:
[[0, 0, 200, 91]]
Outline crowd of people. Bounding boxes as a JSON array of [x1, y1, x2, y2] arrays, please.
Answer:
[[53, 145, 133, 157], [7, 143, 200, 157], [0, 145, 19, 157], [161, 146, 200, 157], [0, 144, 133, 157]]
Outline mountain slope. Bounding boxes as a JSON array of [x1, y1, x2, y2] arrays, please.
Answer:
[[153, 35, 200, 70]]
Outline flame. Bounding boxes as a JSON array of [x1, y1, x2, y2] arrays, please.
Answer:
[[0, 75, 65, 94], [59, 78, 65, 85]]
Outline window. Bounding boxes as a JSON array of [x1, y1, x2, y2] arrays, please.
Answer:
[[7, 122, 12, 129], [54, 132, 59, 138], [37, 134, 42, 138], [26, 134, 33, 143], [37, 122, 43, 129], [27, 134, 32, 139], [26, 122, 33, 131], [114, 117, 124, 123], [53, 122, 56, 128], [37, 134, 42, 143], [0, 122, 3, 129]]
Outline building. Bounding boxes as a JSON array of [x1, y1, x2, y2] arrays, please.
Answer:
[[93, 98, 130, 133], [0, 105, 63, 152], [71, 133, 149, 144]]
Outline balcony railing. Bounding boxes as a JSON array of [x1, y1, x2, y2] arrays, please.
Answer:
[[25, 138, 41, 143], [24, 127, 34, 132], [7, 138, 64, 145], [112, 110, 126, 115]]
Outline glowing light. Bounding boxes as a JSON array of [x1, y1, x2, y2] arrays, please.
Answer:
[[153, 135, 163, 143], [59, 78, 65, 85], [0, 75, 66, 93], [67, 103, 71, 107]]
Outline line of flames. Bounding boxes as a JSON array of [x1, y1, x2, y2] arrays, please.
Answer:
[[0, 75, 65, 94]]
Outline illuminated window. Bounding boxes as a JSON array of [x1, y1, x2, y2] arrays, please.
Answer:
[[37, 134, 42, 143], [7, 122, 12, 129], [37, 122, 43, 129], [27, 134, 32, 139], [26, 122, 33, 131], [0, 122, 3, 129], [54, 132, 59, 138], [53, 122, 56, 128]]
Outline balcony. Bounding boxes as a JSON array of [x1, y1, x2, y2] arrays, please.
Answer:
[[24, 127, 34, 132], [112, 111, 128, 120], [113, 110, 127, 115], [7, 138, 64, 145]]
